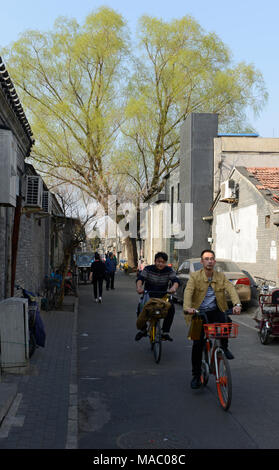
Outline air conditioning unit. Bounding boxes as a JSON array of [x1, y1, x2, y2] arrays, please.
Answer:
[[25, 175, 43, 208], [42, 191, 52, 214], [0, 129, 17, 207], [220, 179, 237, 203]]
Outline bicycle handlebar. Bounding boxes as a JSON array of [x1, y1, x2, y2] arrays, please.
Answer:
[[144, 290, 172, 294], [143, 290, 173, 299], [193, 309, 235, 323]]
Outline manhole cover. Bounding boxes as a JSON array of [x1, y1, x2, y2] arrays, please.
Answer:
[[117, 429, 192, 449]]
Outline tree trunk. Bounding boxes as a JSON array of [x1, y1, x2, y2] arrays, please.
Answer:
[[57, 249, 71, 307], [125, 236, 138, 269]]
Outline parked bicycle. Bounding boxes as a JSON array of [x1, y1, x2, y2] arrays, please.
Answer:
[[43, 274, 61, 311], [64, 269, 78, 296], [16, 285, 46, 358], [194, 310, 238, 411], [255, 284, 279, 345]]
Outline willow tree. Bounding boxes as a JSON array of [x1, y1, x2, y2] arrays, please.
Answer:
[[120, 15, 268, 202], [3, 7, 130, 209]]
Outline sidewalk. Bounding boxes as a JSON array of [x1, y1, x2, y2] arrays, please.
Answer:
[[0, 294, 78, 449]]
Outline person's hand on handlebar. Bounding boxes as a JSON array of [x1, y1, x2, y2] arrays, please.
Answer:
[[136, 281, 144, 295], [184, 308, 197, 315], [168, 285, 177, 294], [232, 305, 241, 315]]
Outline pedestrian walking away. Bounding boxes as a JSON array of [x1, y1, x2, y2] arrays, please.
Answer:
[[89, 252, 106, 303], [105, 252, 117, 290], [183, 249, 242, 389]]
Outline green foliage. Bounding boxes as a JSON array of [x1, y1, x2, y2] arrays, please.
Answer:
[[120, 14, 268, 201], [2, 9, 268, 205], [3, 7, 129, 206]]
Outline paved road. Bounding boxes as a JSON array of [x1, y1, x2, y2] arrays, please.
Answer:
[[77, 272, 279, 450]]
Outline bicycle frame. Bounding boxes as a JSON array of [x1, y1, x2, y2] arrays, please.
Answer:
[[195, 310, 238, 411], [205, 336, 227, 382], [143, 290, 172, 364]]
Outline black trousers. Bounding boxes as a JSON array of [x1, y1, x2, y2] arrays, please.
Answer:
[[93, 278, 103, 298], [191, 308, 230, 377], [136, 300, 175, 333], [106, 272, 115, 289]]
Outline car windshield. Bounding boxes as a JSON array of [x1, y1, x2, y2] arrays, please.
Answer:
[[193, 262, 202, 271], [215, 261, 240, 272], [77, 254, 94, 265], [178, 261, 190, 272]]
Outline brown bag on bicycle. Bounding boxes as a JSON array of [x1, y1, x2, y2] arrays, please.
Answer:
[[188, 316, 203, 340], [136, 298, 171, 330]]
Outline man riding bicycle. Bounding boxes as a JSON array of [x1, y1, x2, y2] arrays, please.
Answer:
[[135, 252, 180, 342], [183, 249, 241, 389]]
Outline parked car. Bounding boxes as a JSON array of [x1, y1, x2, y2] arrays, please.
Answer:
[[76, 252, 94, 284], [173, 258, 257, 308]]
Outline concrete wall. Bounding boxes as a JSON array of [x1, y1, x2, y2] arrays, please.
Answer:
[[179, 113, 218, 264]]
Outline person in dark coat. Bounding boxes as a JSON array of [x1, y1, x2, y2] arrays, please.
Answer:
[[89, 252, 106, 303], [105, 252, 117, 290]]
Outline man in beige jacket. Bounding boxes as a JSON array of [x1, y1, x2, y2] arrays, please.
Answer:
[[183, 249, 241, 389]]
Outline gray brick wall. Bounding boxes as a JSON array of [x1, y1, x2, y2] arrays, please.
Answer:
[[0, 67, 51, 300], [15, 213, 47, 295], [0, 129, 49, 298], [0, 207, 10, 298]]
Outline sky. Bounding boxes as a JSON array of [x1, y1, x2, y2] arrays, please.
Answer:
[[0, 0, 278, 137]]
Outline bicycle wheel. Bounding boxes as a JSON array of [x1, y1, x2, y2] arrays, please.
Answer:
[[201, 349, 210, 386], [215, 351, 232, 411], [29, 331, 36, 358], [153, 320, 162, 364], [259, 325, 272, 345]]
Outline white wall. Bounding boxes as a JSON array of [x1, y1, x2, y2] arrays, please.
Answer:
[[215, 204, 258, 263]]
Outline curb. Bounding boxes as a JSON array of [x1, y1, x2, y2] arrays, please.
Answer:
[[65, 296, 79, 449], [0, 383, 18, 426]]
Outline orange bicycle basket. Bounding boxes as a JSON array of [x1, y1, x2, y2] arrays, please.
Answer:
[[203, 323, 238, 339]]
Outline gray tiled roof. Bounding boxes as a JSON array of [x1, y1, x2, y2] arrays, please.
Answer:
[[0, 56, 33, 145]]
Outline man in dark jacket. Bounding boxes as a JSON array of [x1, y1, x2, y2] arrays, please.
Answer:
[[135, 251, 179, 341], [90, 252, 106, 303]]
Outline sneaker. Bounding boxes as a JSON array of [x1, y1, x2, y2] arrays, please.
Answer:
[[223, 348, 234, 360], [191, 376, 202, 389], [161, 333, 173, 341], [98, 297, 102, 303], [95, 298, 98, 303], [135, 330, 147, 341]]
